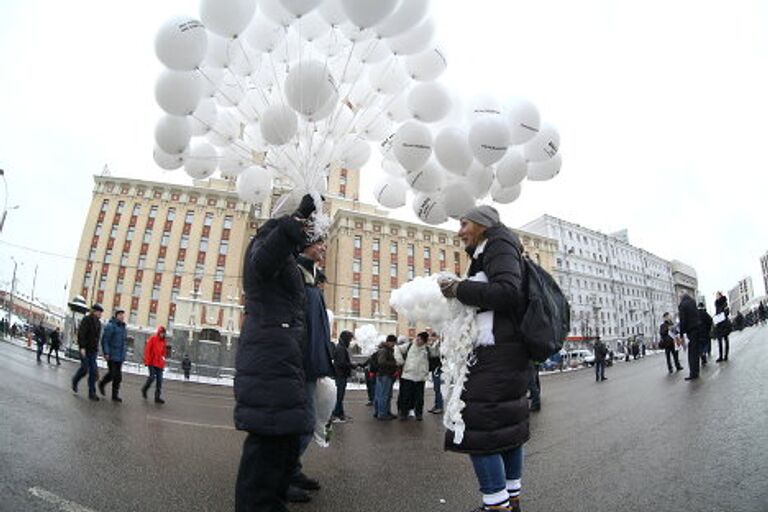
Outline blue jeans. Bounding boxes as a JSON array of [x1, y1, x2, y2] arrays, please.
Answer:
[[595, 360, 606, 381], [470, 446, 524, 495], [332, 377, 348, 418], [432, 370, 444, 409], [374, 375, 394, 418], [73, 352, 98, 396]]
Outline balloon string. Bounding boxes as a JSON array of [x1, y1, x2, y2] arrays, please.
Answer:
[[196, 67, 241, 108]]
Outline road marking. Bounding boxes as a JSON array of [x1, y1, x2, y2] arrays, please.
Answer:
[[28, 487, 98, 512], [146, 415, 235, 430]]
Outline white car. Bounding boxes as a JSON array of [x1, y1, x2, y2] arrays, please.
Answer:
[[566, 349, 595, 366]]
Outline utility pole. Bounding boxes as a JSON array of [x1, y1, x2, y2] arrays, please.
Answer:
[[8, 258, 18, 326], [31, 264, 38, 302]]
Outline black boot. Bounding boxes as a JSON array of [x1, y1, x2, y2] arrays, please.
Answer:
[[286, 485, 311, 503], [141, 384, 149, 399]]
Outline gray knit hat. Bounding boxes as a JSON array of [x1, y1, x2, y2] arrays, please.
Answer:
[[461, 205, 500, 228]]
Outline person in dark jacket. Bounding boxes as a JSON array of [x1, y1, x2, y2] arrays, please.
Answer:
[[362, 351, 378, 406], [332, 331, 355, 423], [714, 292, 732, 362], [47, 327, 62, 365], [373, 335, 398, 420], [34, 322, 47, 363], [679, 293, 702, 381], [697, 303, 713, 367], [182, 355, 192, 380], [98, 309, 128, 402], [289, 238, 335, 503], [71, 304, 104, 400], [440, 205, 528, 512], [594, 339, 608, 382], [660, 313, 683, 373], [234, 195, 316, 512]]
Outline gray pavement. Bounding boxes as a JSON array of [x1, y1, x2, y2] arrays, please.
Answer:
[[1, 325, 767, 512]]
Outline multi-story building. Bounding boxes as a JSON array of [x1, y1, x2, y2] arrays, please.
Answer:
[[728, 276, 755, 313], [670, 260, 698, 300], [760, 251, 768, 295], [522, 215, 682, 346]]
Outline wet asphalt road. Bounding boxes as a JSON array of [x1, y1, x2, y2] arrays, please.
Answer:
[[2, 325, 767, 512]]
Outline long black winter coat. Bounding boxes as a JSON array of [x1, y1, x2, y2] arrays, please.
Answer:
[[714, 296, 732, 338], [234, 216, 313, 436], [446, 224, 529, 455], [678, 295, 701, 341]]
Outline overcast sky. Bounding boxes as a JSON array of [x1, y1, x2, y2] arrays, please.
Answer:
[[1, 0, 766, 310]]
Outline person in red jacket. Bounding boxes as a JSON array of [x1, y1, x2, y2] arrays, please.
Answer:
[[142, 326, 167, 404]]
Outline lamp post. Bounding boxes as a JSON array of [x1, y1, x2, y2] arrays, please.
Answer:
[[0, 169, 20, 235]]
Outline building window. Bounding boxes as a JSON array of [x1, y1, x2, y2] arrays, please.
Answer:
[[185, 211, 194, 224], [439, 250, 445, 262], [407, 244, 414, 257], [131, 204, 141, 216], [132, 282, 141, 296], [195, 263, 205, 277], [200, 238, 209, 252], [372, 261, 379, 275], [143, 229, 152, 243], [166, 208, 176, 221], [88, 248, 96, 261], [372, 288, 380, 300], [223, 215, 233, 229], [83, 272, 92, 288], [161, 233, 170, 247], [372, 238, 380, 252], [408, 267, 415, 280], [104, 250, 112, 264], [180, 234, 189, 249], [151, 284, 160, 300], [175, 260, 185, 273], [390, 241, 398, 254], [215, 267, 224, 281], [94, 223, 103, 236], [129, 311, 137, 324], [353, 260, 361, 273], [354, 236, 362, 249], [424, 247, 431, 259], [149, 205, 158, 219], [100, 200, 109, 212], [138, 255, 146, 269], [120, 254, 128, 267], [352, 286, 360, 299], [204, 213, 214, 227], [390, 264, 397, 277], [116, 278, 124, 293], [219, 240, 229, 255], [126, 227, 135, 241], [156, 258, 165, 271]]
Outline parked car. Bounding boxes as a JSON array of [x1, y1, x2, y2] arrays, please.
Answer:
[[566, 349, 594, 367]]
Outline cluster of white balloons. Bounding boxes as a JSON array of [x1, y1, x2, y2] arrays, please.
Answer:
[[389, 274, 453, 327], [153, 0, 561, 223], [353, 323, 380, 356]]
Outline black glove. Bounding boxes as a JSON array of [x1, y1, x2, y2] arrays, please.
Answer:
[[294, 194, 318, 220]]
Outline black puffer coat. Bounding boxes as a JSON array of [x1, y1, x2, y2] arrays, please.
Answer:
[[678, 294, 701, 341], [446, 224, 529, 455], [714, 295, 732, 338], [234, 216, 312, 436]]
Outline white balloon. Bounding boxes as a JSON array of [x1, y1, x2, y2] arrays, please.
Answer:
[[375, 0, 429, 38], [340, 138, 372, 168], [260, 104, 298, 145], [373, 177, 408, 208], [185, 141, 219, 180], [393, 121, 433, 172], [207, 109, 243, 147], [237, 166, 273, 203], [355, 108, 391, 141], [495, 149, 528, 188], [153, 146, 185, 170], [280, 0, 322, 16], [347, 81, 376, 109], [305, 90, 338, 122], [341, 0, 398, 28], [330, 54, 365, 83], [198, 65, 224, 97], [339, 22, 374, 42], [201, 0, 257, 38], [382, 160, 406, 177], [155, 70, 203, 116], [527, 153, 562, 181], [385, 91, 413, 123], [329, 105, 355, 138], [244, 17, 283, 52], [190, 98, 219, 135], [412, 192, 447, 225], [506, 98, 541, 145], [294, 11, 329, 41], [313, 31, 349, 58], [229, 41, 262, 76], [205, 33, 233, 68], [491, 182, 522, 204], [285, 60, 337, 116], [260, 0, 296, 27], [368, 59, 410, 95], [405, 160, 444, 193], [352, 39, 391, 64], [214, 72, 246, 107], [387, 19, 435, 56], [407, 82, 451, 123], [466, 163, 494, 199], [468, 94, 504, 120], [155, 17, 208, 71], [405, 47, 447, 81], [219, 145, 251, 178], [155, 115, 191, 154], [434, 127, 473, 176], [237, 89, 270, 122], [243, 122, 266, 150], [469, 117, 510, 166], [441, 182, 475, 218], [318, 0, 347, 25], [523, 123, 560, 162]]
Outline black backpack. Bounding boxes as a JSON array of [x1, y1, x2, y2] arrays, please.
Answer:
[[517, 254, 571, 362]]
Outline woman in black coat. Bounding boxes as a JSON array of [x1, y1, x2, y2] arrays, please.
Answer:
[[440, 206, 529, 511], [234, 196, 316, 512], [714, 292, 732, 362]]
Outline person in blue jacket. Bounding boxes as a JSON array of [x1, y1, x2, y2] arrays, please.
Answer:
[[98, 309, 127, 402]]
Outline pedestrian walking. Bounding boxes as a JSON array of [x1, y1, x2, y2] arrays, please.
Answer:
[[47, 327, 62, 365], [659, 313, 683, 373], [34, 322, 47, 363], [374, 335, 398, 420], [332, 331, 355, 423], [394, 331, 430, 421], [679, 294, 702, 381], [141, 326, 167, 404], [439, 205, 529, 512], [758, 301, 767, 325], [594, 338, 608, 382], [697, 303, 713, 367], [714, 292, 732, 362], [182, 354, 192, 380], [98, 309, 127, 402], [427, 333, 444, 414], [527, 363, 541, 412], [71, 304, 104, 401], [234, 195, 316, 512]]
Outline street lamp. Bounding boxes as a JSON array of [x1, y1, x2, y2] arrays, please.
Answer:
[[0, 169, 21, 234]]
